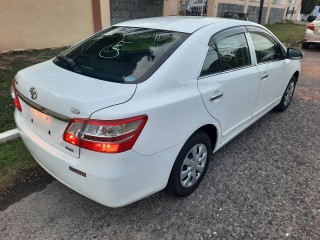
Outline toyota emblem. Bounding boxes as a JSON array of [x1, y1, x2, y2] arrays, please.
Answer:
[[29, 87, 37, 100]]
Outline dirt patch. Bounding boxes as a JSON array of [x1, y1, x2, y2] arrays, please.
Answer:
[[295, 44, 320, 101], [0, 167, 53, 211], [295, 86, 320, 101]]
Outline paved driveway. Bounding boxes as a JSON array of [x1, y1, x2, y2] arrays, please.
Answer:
[[0, 47, 319, 240]]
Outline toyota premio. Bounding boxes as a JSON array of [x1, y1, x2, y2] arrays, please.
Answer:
[[12, 17, 303, 207]]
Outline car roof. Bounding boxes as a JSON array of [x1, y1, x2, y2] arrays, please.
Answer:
[[114, 16, 257, 34]]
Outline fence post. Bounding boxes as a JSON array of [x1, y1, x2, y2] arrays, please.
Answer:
[[258, 0, 265, 24]]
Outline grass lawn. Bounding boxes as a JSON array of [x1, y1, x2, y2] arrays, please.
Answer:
[[0, 47, 68, 196], [265, 22, 306, 47], [0, 22, 307, 197], [0, 47, 68, 133], [0, 139, 40, 195]]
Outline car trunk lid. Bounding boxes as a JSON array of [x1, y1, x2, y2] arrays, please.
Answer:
[[15, 60, 137, 157]]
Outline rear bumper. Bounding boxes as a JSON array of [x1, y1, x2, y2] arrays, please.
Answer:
[[304, 30, 320, 43], [15, 110, 182, 207]]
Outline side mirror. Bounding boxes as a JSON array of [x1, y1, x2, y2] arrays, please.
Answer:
[[287, 48, 303, 60]]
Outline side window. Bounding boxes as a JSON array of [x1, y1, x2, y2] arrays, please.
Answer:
[[216, 33, 251, 71], [200, 32, 251, 77], [200, 45, 221, 76], [250, 33, 282, 63]]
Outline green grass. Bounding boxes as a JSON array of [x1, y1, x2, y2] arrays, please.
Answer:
[[265, 22, 306, 47], [0, 139, 39, 195], [0, 48, 68, 196], [0, 47, 69, 133]]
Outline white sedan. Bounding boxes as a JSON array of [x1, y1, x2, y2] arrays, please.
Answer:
[[12, 17, 303, 207], [302, 15, 320, 49]]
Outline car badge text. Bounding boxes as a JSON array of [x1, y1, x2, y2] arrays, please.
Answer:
[[29, 87, 37, 100]]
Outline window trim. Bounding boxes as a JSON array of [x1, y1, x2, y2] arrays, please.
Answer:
[[209, 26, 247, 46], [198, 64, 256, 80], [246, 26, 287, 63], [199, 26, 252, 79]]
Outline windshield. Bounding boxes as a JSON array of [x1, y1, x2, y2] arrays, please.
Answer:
[[53, 27, 189, 83]]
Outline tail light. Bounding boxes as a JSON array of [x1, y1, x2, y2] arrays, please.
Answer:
[[63, 115, 148, 153], [307, 23, 314, 31], [11, 79, 22, 111]]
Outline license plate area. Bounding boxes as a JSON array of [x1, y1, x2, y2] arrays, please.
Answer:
[[20, 101, 80, 158], [29, 107, 52, 135]]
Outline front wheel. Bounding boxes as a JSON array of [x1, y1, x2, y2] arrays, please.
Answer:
[[274, 76, 296, 112], [166, 131, 211, 197]]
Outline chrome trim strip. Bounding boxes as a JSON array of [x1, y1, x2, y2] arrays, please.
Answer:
[[197, 65, 255, 80], [17, 90, 71, 122]]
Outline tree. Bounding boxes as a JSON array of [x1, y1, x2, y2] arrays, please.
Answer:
[[300, 0, 318, 14]]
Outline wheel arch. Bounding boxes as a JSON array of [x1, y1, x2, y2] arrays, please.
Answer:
[[293, 71, 299, 82], [196, 124, 219, 152]]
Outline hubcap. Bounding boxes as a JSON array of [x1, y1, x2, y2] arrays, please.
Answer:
[[284, 81, 295, 106], [180, 143, 208, 188]]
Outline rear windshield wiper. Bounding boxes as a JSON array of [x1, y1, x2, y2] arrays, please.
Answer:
[[56, 55, 76, 67]]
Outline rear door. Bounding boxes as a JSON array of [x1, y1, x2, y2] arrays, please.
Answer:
[[197, 27, 260, 143]]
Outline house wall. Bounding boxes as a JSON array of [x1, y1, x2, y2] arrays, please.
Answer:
[[109, 0, 164, 25], [178, 0, 291, 24], [216, 3, 245, 17], [267, 8, 286, 24], [163, 0, 180, 16], [247, 6, 268, 23], [0, 0, 95, 53], [0, 0, 300, 52]]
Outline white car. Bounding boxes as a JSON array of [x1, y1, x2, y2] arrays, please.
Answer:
[[302, 15, 320, 49], [12, 17, 303, 207]]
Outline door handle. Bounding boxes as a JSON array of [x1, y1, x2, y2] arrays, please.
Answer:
[[210, 92, 223, 101], [261, 74, 269, 80]]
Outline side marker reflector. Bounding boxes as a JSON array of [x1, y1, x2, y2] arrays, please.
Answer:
[[69, 166, 86, 177]]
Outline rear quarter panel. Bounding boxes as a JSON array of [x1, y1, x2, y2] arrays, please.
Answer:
[[90, 29, 223, 156]]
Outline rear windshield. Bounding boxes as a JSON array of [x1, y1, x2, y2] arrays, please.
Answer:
[[53, 27, 189, 83]]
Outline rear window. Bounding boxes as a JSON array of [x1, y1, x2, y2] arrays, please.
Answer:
[[53, 27, 189, 83]]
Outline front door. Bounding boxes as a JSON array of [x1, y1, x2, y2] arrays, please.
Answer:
[[248, 31, 286, 116]]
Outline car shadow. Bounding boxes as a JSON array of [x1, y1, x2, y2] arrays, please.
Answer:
[[305, 43, 320, 51]]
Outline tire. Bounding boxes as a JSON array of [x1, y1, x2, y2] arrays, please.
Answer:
[[274, 76, 296, 112], [167, 131, 211, 197], [302, 42, 309, 49]]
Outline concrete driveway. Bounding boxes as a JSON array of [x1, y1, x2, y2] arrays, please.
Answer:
[[0, 46, 319, 240]]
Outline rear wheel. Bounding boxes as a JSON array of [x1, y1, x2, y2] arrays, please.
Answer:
[[302, 42, 310, 49], [167, 131, 211, 197], [274, 76, 296, 112]]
